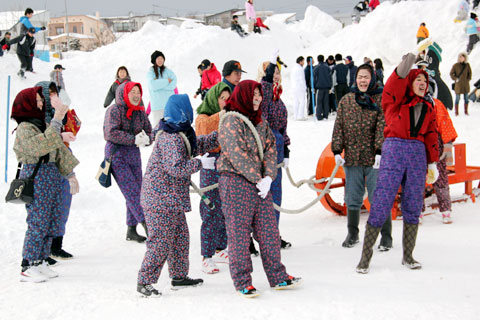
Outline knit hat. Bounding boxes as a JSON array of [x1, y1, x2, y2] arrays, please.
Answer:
[[151, 50, 165, 64], [222, 60, 246, 77], [345, 55, 353, 62]]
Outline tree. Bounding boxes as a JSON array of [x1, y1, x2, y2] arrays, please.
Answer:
[[68, 38, 81, 50]]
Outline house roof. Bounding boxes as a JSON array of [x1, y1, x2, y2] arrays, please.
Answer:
[[0, 10, 47, 30]]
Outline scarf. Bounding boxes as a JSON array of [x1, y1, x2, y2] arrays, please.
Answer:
[[273, 81, 283, 101], [159, 120, 197, 156], [351, 64, 383, 110], [197, 82, 231, 115], [225, 80, 263, 125], [123, 82, 145, 120]]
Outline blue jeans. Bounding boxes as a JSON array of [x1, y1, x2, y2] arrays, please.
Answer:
[[455, 93, 468, 104]]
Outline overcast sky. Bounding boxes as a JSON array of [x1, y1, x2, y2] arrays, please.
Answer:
[[1, 0, 359, 18]]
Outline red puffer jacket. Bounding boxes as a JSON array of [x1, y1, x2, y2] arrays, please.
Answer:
[[201, 63, 221, 91], [382, 68, 439, 163]]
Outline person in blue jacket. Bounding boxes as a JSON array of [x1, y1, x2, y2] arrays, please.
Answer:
[[19, 8, 46, 34], [147, 50, 177, 128], [466, 12, 479, 54]]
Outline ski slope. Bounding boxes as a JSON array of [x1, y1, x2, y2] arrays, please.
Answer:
[[0, 0, 479, 319]]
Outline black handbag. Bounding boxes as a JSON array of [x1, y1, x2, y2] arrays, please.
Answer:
[[5, 156, 47, 204], [95, 146, 118, 188]]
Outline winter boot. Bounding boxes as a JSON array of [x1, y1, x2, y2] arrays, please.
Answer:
[[141, 221, 148, 238], [378, 215, 393, 251], [137, 284, 161, 297], [273, 276, 303, 290], [465, 103, 469, 115], [401, 222, 422, 270], [37, 260, 59, 278], [51, 236, 73, 260], [342, 209, 360, 248], [455, 104, 459, 116], [45, 256, 59, 267], [238, 285, 260, 298], [356, 223, 381, 274], [249, 237, 259, 256], [280, 238, 292, 249], [126, 225, 146, 243], [171, 276, 204, 289], [442, 211, 453, 224]]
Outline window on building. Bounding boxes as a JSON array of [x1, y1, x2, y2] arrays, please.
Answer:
[[90, 28, 94, 33], [56, 27, 64, 34], [73, 26, 77, 33]]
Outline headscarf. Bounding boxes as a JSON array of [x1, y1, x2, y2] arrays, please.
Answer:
[[404, 68, 430, 108], [196, 82, 231, 115], [11, 87, 47, 132], [224, 80, 263, 125], [122, 82, 144, 120], [160, 94, 197, 155], [351, 63, 383, 110], [258, 61, 282, 101]]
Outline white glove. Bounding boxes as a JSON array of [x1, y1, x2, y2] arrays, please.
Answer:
[[61, 132, 76, 143], [283, 158, 289, 169], [426, 163, 439, 184], [200, 152, 216, 170], [134, 130, 150, 147], [372, 155, 381, 169], [270, 48, 280, 64], [334, 154, 345, 166], [416, 38, 433, 55], [68, 175, 79, 195], [51, 95, 68, 121], [256, 176, 273, 199]]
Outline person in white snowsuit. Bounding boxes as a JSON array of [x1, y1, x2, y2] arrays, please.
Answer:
[[291, 56, 307, 120]]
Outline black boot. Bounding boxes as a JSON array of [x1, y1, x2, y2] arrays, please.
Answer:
[[402, 222, 422, 270], [171, 276, 204, 289], [137, 283, 161, 297], [280, 238, 292, 249], [51, 236, 74, 259], [141, 221, 148, 238], [249, 237, 259, 256], [356, 223, 381, 274], [378, 216, 393, 251], [126, 225, 146, 243], [342, 209, 360, 248]]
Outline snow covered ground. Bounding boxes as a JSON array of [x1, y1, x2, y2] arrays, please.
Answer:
[[1, 0, 479, 319]]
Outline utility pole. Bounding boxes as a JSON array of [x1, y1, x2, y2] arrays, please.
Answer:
[[64, 0, 69, 51]]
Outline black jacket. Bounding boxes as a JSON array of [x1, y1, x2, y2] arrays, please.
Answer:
[[333, 63, 349, 85], [9, 33, 36, 57], [313, 63, 333, 89], [304, 64, 314, 88], [347, 62, 358, 87], [231, 22, 246, 37]]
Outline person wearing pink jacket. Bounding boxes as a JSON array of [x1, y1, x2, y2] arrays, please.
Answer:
[[245, 0, 256, 33]]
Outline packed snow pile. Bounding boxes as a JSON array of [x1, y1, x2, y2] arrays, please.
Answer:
[[0, 0, 479, 319]]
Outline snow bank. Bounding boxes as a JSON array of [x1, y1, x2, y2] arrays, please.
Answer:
[[0, 0, 479, 319]]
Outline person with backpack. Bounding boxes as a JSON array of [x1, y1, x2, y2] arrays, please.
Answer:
[[103, 82, 153, 243], [136, 94, 218, 297], [450, 52, 472, 115]]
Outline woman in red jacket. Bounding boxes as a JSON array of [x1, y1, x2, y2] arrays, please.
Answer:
[[356, 52, 439, 274]]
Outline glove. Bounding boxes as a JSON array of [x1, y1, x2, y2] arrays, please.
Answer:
[[61, 132, 76, 143], [441, 142, 454, 166], [283, 158, 289, 169], [426, 163, 439, 184], [200, 152, 216, 169], [68, 176, 79, 195], [372, 155, 381, 169], [134, 131, 150, 147], [416, 38, 433, 55], [41, 26, 46, 30], [51, 96, 68, 121], [334, 154, 345, 166], [256, 176, 273, 199], [2, 44, 8, 50], [270, 48, 280, 64]]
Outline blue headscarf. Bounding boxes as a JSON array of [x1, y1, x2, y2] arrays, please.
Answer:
[[159, 94, 197, 155]]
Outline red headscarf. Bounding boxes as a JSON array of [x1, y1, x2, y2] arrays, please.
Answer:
[[11, 87, 45, 122], [225, 80, 263, 125], [123, 82, 144, 119], [404, 68, 430, 107]]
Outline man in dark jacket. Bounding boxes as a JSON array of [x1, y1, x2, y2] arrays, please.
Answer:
[[313, 55, 333, 120], [345, 55, 357, 88], [332, 53, 350, 105], [304, 56, 315, 116], [9, 28, 36, 78], [231, 15, 248, 37], [0, 31, 11, 57]]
